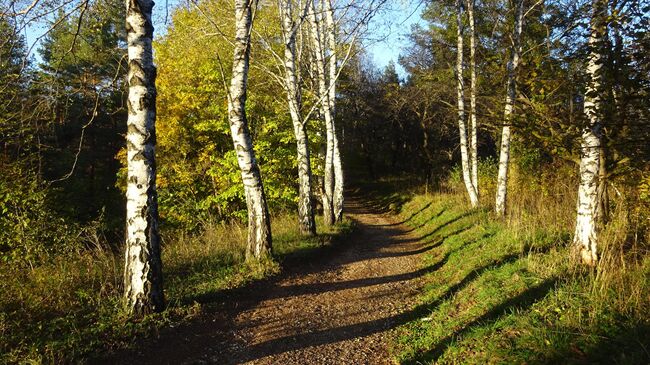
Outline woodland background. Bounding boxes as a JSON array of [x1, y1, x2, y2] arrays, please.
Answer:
[[0, 0, 649, 362]]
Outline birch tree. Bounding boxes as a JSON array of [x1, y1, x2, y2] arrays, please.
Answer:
[[280, 0, 316, 235], [573, 0, 607, 266], [325, 0, 345, 223], [228, 0, 273, 259], [455, 0, 479, 208], [123, 0, 164, 315], [467, 0, 479, 203], [308, 0, 335, 225], [495, 0, 524, 216]]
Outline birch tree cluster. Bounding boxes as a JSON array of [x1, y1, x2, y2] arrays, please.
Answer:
[[0, 0, 380, 314], [1, 0, 648, 317], [340, 0, 650, 266]]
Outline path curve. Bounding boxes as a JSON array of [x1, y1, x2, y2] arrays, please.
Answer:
[[105, 197, 428, 365]]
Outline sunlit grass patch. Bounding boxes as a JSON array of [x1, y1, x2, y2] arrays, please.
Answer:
[[389, 190, 650, 364]]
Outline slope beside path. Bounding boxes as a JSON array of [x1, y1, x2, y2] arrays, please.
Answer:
[[104, 197, 429, 364]]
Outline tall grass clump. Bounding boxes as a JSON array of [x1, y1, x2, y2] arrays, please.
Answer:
[[0, 212, 352, 363]]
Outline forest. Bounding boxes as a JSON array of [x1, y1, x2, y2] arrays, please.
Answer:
[[0, 0, 649, 363]]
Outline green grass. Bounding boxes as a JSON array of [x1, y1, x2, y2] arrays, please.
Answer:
[[0, 214, 352, 364], [389, 193, 650, 364]]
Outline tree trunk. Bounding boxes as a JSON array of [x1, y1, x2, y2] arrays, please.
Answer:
[[456, 0, 479, 208], [228, 0, 272, 260], [574, 0, 607, 266], [324, 0, 344, 223], [308, 0, 335, 226], [495, 0, 524, 216], [467, 0, 479, 203], [280, 0, 316, 236], [596, 145, 609, 224], [123, 0, 164, 316]]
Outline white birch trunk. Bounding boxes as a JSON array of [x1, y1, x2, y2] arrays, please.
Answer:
[[495, 0, 524, 216], [325, 0, 344, 223], [280, 0, 316, 236], [573, 0, 606, 266], [456, 0, 479, 208], [123, 0, 164, 315], [308, 0, 335, 226], [467, 0, 479, 203], [229, 0, 272, 260]]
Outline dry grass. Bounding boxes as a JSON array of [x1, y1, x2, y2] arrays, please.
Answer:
[[0, 212, 351, 363]]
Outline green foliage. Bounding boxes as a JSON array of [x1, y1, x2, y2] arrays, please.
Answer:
[[35, 0, 127, 226], [151, 2, 307, 229], [0, 166, 81, 264]]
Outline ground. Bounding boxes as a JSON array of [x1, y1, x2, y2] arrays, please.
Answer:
[[99, 197, 428, 364]]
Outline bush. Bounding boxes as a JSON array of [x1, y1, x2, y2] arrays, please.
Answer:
[[0, 166, 83, 265]]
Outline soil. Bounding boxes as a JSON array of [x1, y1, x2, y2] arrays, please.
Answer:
[[100, 197, 429, 365]]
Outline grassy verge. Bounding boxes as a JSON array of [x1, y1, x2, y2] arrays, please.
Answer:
[[387, 191, 649, 364], [0, 214, 352, 364]]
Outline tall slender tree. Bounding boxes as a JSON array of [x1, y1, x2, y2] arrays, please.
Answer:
[[280, 0, 316, 235], [308, 0, 335, 226], [228, 0, 273, 260], [467, 0, 479, 203], [325, 0, 344, 223], [573, 0, 608, 266], [455, 0, 479, 207], [495, 0, 524, 216], [123, 0, 164, 315]]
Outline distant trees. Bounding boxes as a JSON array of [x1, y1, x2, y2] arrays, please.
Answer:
[[364, 0, 650, 265], [1, 1, 128, 264]]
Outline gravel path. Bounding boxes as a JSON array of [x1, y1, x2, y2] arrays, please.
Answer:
[[104, 197, 428, 365]]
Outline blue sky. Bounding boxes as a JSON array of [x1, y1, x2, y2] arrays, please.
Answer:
[[22, 0, 424, 77], [364, 0, 425, 78]]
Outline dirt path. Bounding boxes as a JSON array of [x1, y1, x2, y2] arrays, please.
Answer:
[[105, 197, 429, 365]]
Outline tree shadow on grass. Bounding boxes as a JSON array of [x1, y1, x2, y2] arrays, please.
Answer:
[[535, 322, 650, 365], [231, 252, 545, 364], [402, 207, 448, 233], [96, 198, 534, 365], [403, 277, 560, 364], [413, 209, 482, 242], [246, 252, 451, 302], [378, 202, 435, 227]]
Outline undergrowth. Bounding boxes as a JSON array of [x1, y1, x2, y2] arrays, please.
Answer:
[[380, 167, 650, 364], [0, 215, 352, 364]]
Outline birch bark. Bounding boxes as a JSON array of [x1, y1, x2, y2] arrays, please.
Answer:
[[467, 0, 479, 203], [456, 0, 479, 208], [495, 0, 524, 216], [228, 0, 272, 260], [308, 0, 335, 226], [280, 0, 316, 235], [123, 0, 164, 315], [324, 0, 344, 223], [573, 0, 607, 266]]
